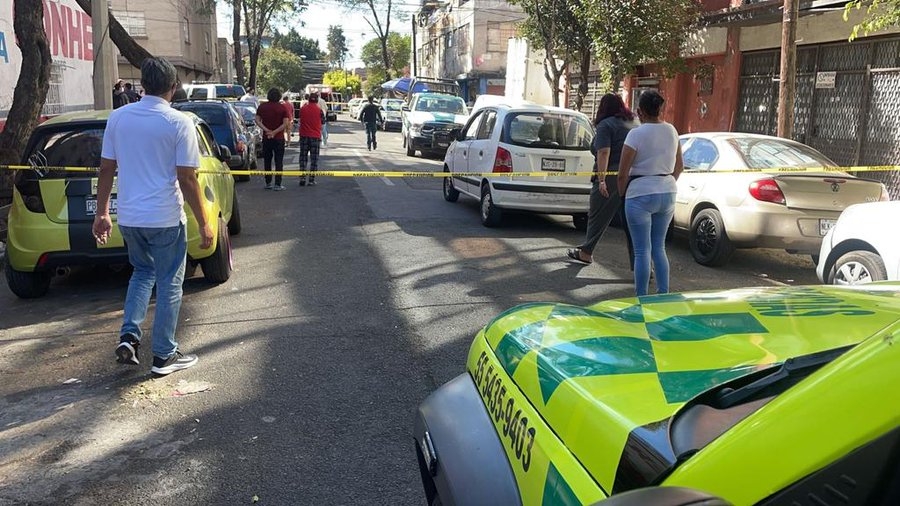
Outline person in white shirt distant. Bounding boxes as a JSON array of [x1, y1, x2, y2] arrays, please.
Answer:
[[92, 57, 212, 376], [241, 88, 260, 107]]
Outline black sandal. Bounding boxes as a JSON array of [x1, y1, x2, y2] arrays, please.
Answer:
[[566, 248, 591, 265]]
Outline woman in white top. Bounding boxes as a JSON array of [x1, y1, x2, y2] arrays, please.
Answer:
[[616, 91, 684, 296]]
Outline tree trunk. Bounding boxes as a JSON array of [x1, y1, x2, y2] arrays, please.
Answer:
[[542, 58, 563, 107], [380, 38, 392, 79], [576, 48, 592, 111], [248, 41, 260, 90], [75, 0, 152, 68], [233, 0, 245, 85], [0, 0, 52, 206]]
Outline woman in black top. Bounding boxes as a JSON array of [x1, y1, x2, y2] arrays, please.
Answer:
[[567, 93, 636, 265]]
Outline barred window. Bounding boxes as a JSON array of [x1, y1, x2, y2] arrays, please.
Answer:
[[42, 62, 65, 116], [487, 22, 516, 53]]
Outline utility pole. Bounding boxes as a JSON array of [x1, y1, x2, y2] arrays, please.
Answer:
[[411, 14, 418, 77], [92, 0, 115, 110], [777, 0, 799, 138]]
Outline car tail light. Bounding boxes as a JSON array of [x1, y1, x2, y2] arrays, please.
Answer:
[[14, 172, 46, 213], [493, 147, 513, 173], [880, 185, 890, 202], [749, 178, 786, 205]]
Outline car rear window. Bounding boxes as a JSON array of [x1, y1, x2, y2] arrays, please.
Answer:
[[216, 85, 246, 98], [25, 127, 105, 179], [504, 112, 594, 150], [728, 138, 836, 169], [233, 105, 256, 122], [174, 105, 229, 126]]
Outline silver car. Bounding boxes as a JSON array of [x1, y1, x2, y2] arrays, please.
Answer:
[[676, 133, 889, 266]]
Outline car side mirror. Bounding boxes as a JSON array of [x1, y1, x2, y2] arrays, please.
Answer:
[[450, 128, 463, 142], [218, 145, 232, 162], [401, 105, 410, 112]]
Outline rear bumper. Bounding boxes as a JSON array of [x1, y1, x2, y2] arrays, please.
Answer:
[[487, 180, 591, 215], [719, 205, 840, 252]]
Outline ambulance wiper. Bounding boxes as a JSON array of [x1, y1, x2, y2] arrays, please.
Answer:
[[714, 345, 851, 409]]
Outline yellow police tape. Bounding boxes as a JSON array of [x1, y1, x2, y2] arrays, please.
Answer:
[[0, 164, 899, 178]]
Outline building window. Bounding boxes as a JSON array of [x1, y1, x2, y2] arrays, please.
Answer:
[[456, 24, 469, 56], [183, 17, 191, 44], [205, 33, 211, 54], [111, 10, 147, 37], [487, 22, 516, 53], [42, 62, 65, 116]]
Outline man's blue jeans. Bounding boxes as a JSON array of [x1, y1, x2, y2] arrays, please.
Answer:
[[118, 224, 187, 359], [365, 122, 378, 147], [625, 192, 676, 296]]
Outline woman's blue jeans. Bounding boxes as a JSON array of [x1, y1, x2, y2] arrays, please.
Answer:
[[625, 193, 676, 296], [118, 224, 187, 359]]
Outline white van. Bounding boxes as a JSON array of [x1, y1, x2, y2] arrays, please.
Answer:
[[183, 83, 246, 101]]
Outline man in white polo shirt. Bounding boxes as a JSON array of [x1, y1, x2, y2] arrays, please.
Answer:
[[92, 57, 213, 376]]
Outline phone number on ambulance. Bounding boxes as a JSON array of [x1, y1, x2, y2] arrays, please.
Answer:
[[473, 351, 536, 473]]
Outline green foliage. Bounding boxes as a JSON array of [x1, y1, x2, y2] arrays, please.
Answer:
[[363, 68, 388, 97], [360, 33, 411, 80], [273, 28, 326, 60], [337, 0, 403, 77], [323, 70, 363, 96], [580, 0, 699, 90], [845, 0, 900, 41], [256, 47, 305, 93], [327, 25, 349, 67]]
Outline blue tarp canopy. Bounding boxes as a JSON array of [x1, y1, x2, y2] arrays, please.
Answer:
[[380, 77, 432, 96]]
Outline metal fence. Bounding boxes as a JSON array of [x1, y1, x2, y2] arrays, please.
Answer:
[[736, 37, 900, 199]]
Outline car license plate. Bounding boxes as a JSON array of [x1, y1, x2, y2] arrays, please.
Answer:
[[541, 158, 566, 171], [437, 141, 449, 148], [819, 218, 836, 236], [85, 197, 117, 216]]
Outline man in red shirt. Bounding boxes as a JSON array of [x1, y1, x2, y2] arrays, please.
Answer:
[[298, 92, 325, 186], [255, 87, 292, 190]]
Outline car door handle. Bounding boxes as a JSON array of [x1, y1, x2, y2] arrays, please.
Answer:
[[688, 185, 698, 190], [479, 151, 484, 157]]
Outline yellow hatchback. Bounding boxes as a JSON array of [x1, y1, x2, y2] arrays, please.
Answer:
[[4, 110, 241, 298]]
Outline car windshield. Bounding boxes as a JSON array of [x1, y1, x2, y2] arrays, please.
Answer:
[[233, 105, 256, 122], [415, 96, 467, 115], [383, 101, 403, 111], [26, 127, 105, 179], [216, 85, 246, 98], [505, 112, 594, 150], [174, 105, 228, 126], [728, 137, 836, 169]]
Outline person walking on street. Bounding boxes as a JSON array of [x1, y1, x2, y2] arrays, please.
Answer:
[[92, 57, 212, 375], [297, 92, 325, 186], [256, 87, 292, 191], [281, 93, 295, 145], [567, 93, 636, 266], [617, 90, 683, 296], [359, 97, 383, 150]]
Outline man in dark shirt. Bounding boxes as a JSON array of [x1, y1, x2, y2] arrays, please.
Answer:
[[255, 87, 292, 190], [297, 93, 325, 186], [112, 80, 129, 109], [359, 97, 383, 151], [124, 82, 141, 103]]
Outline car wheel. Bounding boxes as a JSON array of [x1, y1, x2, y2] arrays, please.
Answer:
[[828, 251, 886, 285], [689, 208, 734, 267], [227, 192, 242, 236], [406, 135, 415, 157], [443, 170, 460, 203], [200, 217, 233, 283], [573, 214, 588, 232], [480, 184, 503, 227], [5, 256, 52, 299]]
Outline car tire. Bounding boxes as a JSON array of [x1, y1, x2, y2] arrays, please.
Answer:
[[828, 250, 886, 285], [443, 169, 460, 202], [573, 214, 588, 232], [200, 217, 232, 283], [227, 192, 242, 236], [480, 184, 503, 227], [689, 208, 734, 267], [5, 256, 52, 299], [406, 135, 415, 157]]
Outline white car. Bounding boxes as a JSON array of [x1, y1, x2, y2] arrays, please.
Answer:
[[442, 102, 595, 228], [816, 201, 900, 284], [347, 98, 365, 120]]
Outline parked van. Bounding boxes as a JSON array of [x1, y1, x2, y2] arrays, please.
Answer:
[[183, 83, 246, 101]]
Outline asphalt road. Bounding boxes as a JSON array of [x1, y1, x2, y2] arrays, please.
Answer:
[[0, 119, 818, 505]]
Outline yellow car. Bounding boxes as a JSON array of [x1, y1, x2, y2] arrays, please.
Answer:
[[414, 284, 900, 505], [5, 110, 241, 298]]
